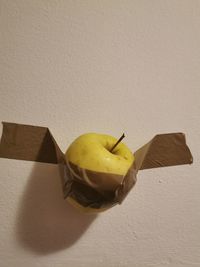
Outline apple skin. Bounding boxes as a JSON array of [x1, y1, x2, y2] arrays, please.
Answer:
[[64, 133, 135, 212], [65, 133, 134, 176]]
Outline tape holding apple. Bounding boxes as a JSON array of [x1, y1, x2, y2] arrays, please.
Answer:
[[0, 122, 193, 213], [64, 133, 137, 211]]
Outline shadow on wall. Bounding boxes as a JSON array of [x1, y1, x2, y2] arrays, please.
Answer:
[[15, 163, 97, 255]]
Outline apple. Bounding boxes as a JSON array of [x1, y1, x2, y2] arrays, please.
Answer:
[[65, 133, 136, 212]]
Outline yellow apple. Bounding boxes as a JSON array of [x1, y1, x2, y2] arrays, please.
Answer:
[[66, 133, 134, 175], [65, 133, 135, 212]]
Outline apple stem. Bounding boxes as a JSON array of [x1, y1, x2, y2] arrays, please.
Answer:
[[110, 133, 125, 152]]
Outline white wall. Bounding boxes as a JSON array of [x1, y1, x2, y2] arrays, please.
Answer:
[[0, 1, 200, 266]]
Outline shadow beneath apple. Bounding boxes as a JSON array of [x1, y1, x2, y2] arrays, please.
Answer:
[[16, 163, 97, 255]]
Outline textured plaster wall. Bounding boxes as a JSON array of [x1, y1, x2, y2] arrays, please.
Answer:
[[0, 1, 200, 267]]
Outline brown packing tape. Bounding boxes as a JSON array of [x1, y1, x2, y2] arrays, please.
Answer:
[[0, 122, 68, 200], [134, 133, 193, 171], [0, 122, 64, 164], [64, 161, 137, 209], [0, 122, 193, 211]]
